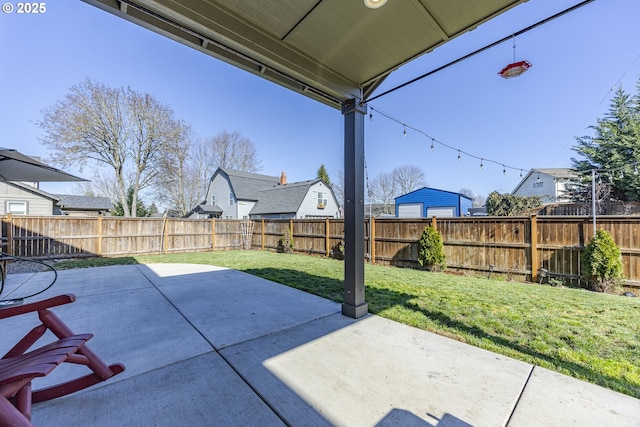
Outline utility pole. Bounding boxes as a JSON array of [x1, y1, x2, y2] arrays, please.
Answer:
[[591, 169, 596, 236]]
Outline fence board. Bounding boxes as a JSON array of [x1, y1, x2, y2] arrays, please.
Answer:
[[1, 215, 639, 288]]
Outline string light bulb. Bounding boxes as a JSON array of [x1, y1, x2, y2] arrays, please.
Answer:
[[520, 170, 523, 178], [403, 127, 407, 138], [369, 112, 373, 121], [480, 159, 484, 169], [457, 150, 461, 161], [430, 139, 434, 151], [503, 165, 506, 175]]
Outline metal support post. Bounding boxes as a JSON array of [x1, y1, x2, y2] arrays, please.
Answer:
[[341, 98, 368, 318]]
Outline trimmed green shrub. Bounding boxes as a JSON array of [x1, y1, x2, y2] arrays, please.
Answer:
[[279, 226, 294, 254], [418, 226, 446, 271], [581, 229, 624, 293]]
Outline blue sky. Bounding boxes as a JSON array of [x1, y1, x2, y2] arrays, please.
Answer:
[[1, 0, 639, 200]]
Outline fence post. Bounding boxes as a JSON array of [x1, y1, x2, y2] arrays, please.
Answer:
[[97, 215, 103, 256], [370, 216, 376, 264], [261, 219, 265, 250], [289, 218, 294, 251], [431, 216, 437, 230], [325, 217, 330, 257], [211, 218, 216, 251], [163, 217, 169, 254], [5, 213, 12, 256], [530, 214, 539, 283]]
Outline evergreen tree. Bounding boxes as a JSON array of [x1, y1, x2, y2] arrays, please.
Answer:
[[112, 186, 153, 217], [571, 81, 640, 201], [316, 164, 331, 185]]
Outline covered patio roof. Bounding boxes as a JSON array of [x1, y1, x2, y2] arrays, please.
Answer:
[[82, 0, 527, 108], [82, 0, 529, 318]]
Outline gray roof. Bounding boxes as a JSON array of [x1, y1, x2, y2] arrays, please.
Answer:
[[194, 204, 223, 214], [54, 194, 113, 210], [218, 168, 280, 201], [250, 179, 320, 215]]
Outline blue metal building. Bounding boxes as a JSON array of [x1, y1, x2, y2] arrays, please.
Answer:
[[395, 187, 473, 218]]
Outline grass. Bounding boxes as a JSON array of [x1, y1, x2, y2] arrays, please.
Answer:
[[56, 250, 640, 398]]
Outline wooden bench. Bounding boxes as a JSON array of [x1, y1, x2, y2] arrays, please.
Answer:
[[0, 294, 125, 426]]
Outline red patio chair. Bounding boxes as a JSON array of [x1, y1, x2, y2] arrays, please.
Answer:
[[0, 294, 125, 426]]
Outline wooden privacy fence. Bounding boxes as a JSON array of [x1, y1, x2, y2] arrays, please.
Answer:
[[1, 214, 639, 286], [0, 214, 242, 258]]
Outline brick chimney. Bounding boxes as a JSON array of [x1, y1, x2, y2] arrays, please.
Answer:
[[279, 171, 287, 185]]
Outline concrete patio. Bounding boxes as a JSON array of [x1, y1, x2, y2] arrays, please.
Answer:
[[1, 263, 639, 426]]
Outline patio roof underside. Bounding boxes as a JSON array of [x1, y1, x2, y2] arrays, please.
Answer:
[[82, 0, 527, 109]]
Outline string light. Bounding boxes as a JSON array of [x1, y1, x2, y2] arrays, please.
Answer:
[[366, 104, 530, 177], [403, 127, 407, 138]]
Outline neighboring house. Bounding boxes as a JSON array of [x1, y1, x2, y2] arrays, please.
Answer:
[[0, 182, 112, 216], [54, 194, 113, 216], [188, 204, 223, 219], [0, 181, 59, 215], [188, 168, 340, 219], [512, 168, 579, 202], [395, 187, 473, 218]]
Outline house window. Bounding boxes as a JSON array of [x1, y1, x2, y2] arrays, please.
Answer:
[[211, 195, 216, 205], [229, 193, 234, 205], [314, 191, 328, 209], [533, 182, 543, 188], [7, 201, 27, 215]]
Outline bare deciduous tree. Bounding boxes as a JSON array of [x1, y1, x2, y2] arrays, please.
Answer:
[[201, 130, 261, 173], [459, 187, 486, 207], [39, 78, 189, 216], [369, 171, 397, 215], [333, 169, 344, 208], [392, 165, 426, 195]]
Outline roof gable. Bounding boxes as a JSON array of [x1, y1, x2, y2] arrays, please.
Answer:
[[511, 168, 579, 194], [250, 179, 320, 215], [3, 181, 59, 201], [214, 168, 280, 200], [396, 186, 472, 201]]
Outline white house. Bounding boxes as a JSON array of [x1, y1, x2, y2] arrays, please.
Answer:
[[512, 168, 579, 202], [188, 168, 340, 219]]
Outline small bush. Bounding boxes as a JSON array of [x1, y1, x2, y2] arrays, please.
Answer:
[[279, 226, 294, 254], [581, 229, 624, 293], [418, 226, 446, 271]]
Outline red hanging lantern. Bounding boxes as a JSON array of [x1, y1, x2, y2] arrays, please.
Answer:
[[498, 60, 532, 78]]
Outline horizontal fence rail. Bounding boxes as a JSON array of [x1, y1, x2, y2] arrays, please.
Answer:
[[1, 214, 639, 288]]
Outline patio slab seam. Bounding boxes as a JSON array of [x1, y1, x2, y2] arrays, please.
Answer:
[[505, 365, 535, 426]]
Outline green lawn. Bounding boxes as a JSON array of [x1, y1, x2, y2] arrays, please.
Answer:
[[57, 250, 640, 398]]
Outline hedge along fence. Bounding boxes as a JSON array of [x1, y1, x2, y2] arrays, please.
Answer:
[[1, 214, 639, 288]]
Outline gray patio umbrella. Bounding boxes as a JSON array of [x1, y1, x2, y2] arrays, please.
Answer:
[[0, 147, 85, 182]]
